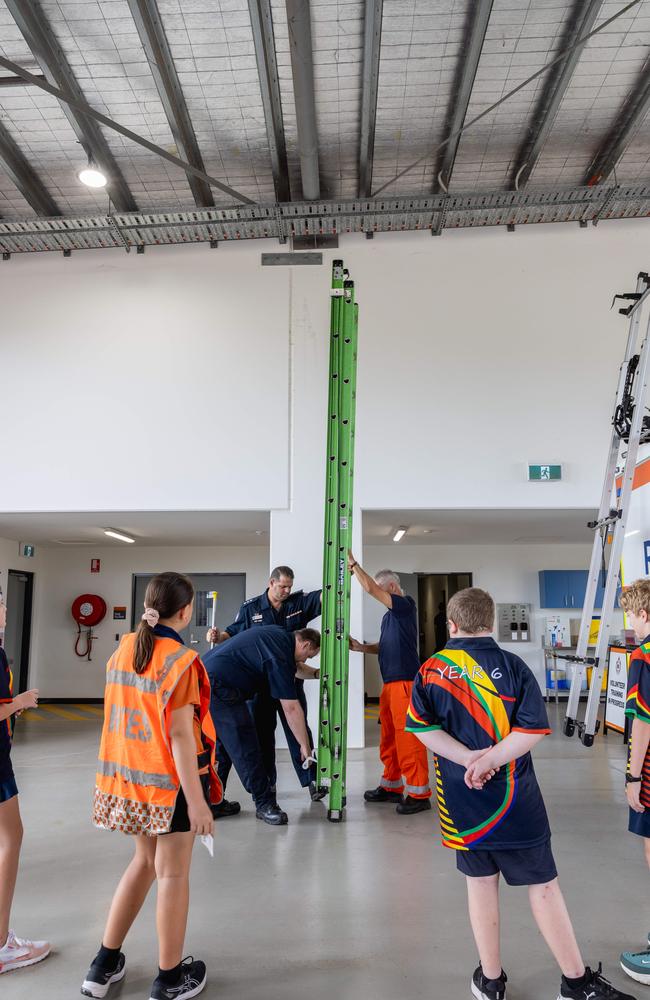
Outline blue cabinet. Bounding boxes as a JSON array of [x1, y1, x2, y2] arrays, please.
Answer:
[[539, 570, 606, 609]]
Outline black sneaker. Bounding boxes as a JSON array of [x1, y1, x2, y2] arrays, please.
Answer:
[[80, 952, 126, 998], [211, 799, 241, 819], [364, 786, 402, 803], [255, 802, 288, 826], [472, 964, 507, 1000], [149, 957, 206, 1000], [309, 782, 327, 802], [396, 795, 432, 815], [559, 963, 638, 1000]]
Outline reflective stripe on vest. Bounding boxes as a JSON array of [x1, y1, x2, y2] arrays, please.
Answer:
[[97, 758, 176, 790]]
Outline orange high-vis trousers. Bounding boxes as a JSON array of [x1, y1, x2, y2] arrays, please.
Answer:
[[379, 680, 431, 799]]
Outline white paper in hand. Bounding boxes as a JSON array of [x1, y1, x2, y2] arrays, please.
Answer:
[[200, 834, 214, 857]]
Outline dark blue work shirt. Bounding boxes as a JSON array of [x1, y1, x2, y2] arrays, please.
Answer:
[[225, 588, 321, 636], [203, 626, 298, 702], [378, 594, 420, 684], [0, 647, 14, 782]]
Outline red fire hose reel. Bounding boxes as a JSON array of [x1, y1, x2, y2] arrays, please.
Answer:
[[71, 594, 107, 660]]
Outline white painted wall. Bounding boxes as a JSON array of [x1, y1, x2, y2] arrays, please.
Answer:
[[1, 221, 647, 516], [359, 542, 625, 697], [16, 543, 269, 698], [1, 244, 290, 512]]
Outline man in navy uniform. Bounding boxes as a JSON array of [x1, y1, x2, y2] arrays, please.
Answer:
[[204, 626, 319, 826], [207, 566, 324, 811]]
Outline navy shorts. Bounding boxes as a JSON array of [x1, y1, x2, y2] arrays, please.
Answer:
[[165, 772, 211, 835], [0, 776, 18, 804], [455, 838, 558, 886], [629, 807, 650, 839]]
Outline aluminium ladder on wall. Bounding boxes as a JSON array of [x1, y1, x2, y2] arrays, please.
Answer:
[[562, 271, 650, 745], [318, 260, 359, 821]]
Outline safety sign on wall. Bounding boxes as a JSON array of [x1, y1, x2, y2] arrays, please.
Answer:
[[605, 646, 629, 735], [113, 606, 126, 620], [91, 558, 100, 573]]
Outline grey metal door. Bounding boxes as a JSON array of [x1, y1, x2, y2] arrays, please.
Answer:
[[132, 573, 246, 659]]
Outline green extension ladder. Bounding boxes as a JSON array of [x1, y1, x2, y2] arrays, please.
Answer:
[[318, 260, 359, 822]]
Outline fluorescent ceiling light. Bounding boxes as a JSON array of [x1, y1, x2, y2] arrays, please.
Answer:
[[104, 528, 135, 544], [625, 529, 640, 538], [393, 526, 407, 543], [78, 165, 107, 188]]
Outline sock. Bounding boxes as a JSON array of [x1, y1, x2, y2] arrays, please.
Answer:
[[96, 944, 121, 970], [564, 970, 588, 988], [158, 963, 182, 985]]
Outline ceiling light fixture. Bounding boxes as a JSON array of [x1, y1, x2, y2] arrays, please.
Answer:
[[625, 529, 640, 538], [77, 156, 107, 189], [393, 526, 408, 543], [104, 528, 135, 544]]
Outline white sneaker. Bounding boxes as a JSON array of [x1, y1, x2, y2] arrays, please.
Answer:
[[0, 930, 51, 974]]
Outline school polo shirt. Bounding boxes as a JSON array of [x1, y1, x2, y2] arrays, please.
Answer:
[[626, 634, 650, 809], [0, 647, 14, 782], [203, 625, 298, 702], [225, 588, 321, 636], [406, 637, 551, 851], [378, 594, 420, 683]]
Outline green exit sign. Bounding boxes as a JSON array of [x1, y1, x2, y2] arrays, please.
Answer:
[[528, 464, 562, 481]]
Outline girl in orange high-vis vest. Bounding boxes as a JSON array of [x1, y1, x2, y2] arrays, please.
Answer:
[[81, 572, 222, 1000]]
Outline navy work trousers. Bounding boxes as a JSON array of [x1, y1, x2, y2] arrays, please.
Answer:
[[253, 679, 315, 788], [210, 685, 275, 810]]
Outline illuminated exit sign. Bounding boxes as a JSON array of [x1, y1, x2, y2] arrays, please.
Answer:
[[528, 464, 562, 481]]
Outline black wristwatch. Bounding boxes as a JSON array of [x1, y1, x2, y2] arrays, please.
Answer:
[[625, 773, 643, 784]]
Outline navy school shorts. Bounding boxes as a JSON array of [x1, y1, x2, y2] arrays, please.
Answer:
[[455, 838, 558, 886], [165, 771, 211, 835], [629, 807, 650, 839], [0, 776, 19, 804]]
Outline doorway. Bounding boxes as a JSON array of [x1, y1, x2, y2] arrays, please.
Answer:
[[131, 573, 246, 659], [4, 569, 34, 693], [417, 572, 472, 661]]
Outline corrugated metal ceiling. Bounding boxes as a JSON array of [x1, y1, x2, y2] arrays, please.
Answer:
[[0, 0, 648, 245]]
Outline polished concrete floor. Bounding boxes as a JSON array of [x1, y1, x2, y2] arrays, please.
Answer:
[[3, 704, 646, 1000]]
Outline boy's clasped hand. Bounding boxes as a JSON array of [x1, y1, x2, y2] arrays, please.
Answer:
[[464, 747, 499, 790]]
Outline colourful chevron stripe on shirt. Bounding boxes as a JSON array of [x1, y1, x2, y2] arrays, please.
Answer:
[[420, 648, 517, 849]]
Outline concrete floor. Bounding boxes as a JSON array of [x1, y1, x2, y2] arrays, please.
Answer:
[[3, 704, 646, 1000]]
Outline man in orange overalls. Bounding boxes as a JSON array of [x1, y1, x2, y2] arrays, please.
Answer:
[[348, 554, 431, 815]]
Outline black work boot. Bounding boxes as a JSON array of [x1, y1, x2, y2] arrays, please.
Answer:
[[396, 795, 432, 815], [211, 799, 241, 819], [255, 802, 288, 826], [309, 782, 327, 802], [364, 786, 402, 803]]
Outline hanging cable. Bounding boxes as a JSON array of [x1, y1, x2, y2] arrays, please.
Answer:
[[371, 0, 642, 198]]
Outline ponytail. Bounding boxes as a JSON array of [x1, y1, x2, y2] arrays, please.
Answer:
[[134, 619, 155, 675], [132, 572, 194, 675]]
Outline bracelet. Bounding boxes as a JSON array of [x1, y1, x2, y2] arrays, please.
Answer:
[[625, 774, 643, 784]]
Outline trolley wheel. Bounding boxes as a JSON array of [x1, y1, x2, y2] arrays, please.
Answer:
[[327, 809, 344, 823], [580, 731, 595, 748]]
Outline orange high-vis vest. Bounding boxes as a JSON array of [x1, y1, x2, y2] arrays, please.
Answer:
[[93, 633, 222, 836]]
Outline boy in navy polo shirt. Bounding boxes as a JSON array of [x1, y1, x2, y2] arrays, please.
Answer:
[[618, 580, 650, 986], [407, 587, 634, 1000]]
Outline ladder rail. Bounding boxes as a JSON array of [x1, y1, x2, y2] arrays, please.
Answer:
[[565, 274, 650, 733], [581, 305, 650, 741]]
